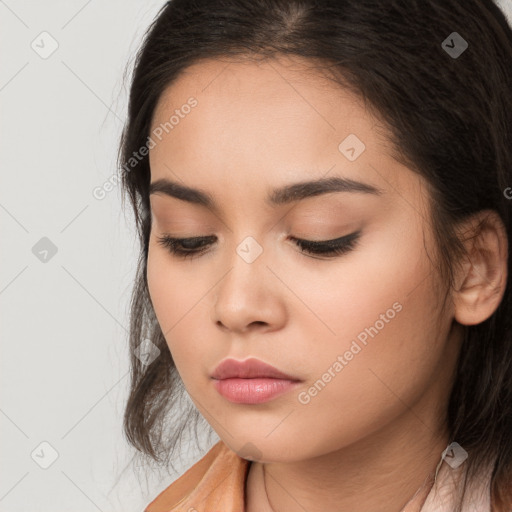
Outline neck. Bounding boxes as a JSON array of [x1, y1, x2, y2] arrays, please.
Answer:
[[246, 399, 450, 512]]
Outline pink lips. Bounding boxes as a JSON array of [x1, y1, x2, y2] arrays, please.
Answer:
[[210, 357, 302, 404]]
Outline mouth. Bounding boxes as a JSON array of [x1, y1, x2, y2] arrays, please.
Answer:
[[210, 357, 302, 404], [211, 377, 302, 404]]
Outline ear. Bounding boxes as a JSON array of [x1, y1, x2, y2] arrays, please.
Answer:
[[452, 209, 508, 326]]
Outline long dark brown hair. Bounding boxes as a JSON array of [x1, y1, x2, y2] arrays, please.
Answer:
[[118, 0, 512, 508]]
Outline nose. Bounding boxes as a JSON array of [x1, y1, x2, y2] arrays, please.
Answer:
[[211, 238, 287, 334]]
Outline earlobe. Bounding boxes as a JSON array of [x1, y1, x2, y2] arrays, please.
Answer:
[[452, 210, 508, 326]]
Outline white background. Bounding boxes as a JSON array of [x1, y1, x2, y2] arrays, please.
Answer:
[[1, 1, 511, 511]]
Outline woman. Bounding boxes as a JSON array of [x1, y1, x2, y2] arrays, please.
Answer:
[[119, 0, 512, 510]]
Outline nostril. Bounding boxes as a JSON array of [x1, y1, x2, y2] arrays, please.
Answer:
[[249, 321, 267, 328]]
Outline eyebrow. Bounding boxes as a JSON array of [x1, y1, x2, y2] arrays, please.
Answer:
[[149, 175, 383, 212]]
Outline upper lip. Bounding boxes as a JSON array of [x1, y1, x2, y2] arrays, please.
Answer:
[[211, 357, 301, 381]]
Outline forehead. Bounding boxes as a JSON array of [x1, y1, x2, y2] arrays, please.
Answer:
[[150, 54, 380, 152], [153, 54, 360, 111], [148, 55, 407, 208]]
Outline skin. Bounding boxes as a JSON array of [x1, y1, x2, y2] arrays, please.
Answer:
[[146, 55, 508, 512]]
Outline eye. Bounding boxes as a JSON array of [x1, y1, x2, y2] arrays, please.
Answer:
[[156, 235, 216, 260], [289, 231, 361, 258], [155, 231, 361, 259]]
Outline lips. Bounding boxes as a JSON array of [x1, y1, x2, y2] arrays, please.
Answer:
[[211, 357, 301, 381], [210, 357, 302, 404]]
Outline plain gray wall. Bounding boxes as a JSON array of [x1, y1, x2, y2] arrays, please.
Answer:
[[1, 1, 511, 511]]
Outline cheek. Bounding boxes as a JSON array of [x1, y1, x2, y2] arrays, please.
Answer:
[[299, 212, 439, 358], [146, 245, 188, 352], [146, 244, 172, 328], [287, 224, 448, 449], [287, 284, 446, 460], [146, 243, 217, 381]]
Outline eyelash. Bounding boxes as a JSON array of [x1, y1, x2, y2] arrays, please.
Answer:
[[156, 231, 361, 260]]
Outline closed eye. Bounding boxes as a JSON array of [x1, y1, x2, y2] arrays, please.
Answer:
[[156, 231, 361, 260], [289, 231, 361, 258]]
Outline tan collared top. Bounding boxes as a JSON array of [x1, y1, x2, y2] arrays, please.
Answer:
[[144, 440, 493, 512]]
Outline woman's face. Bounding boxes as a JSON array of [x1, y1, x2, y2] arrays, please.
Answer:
[[146, 55, 461, 462]]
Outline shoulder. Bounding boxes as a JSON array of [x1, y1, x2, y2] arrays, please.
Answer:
[[145, 440, 250, 512]]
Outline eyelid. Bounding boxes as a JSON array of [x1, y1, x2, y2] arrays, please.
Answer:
[[155, 230, 361, 259], [287, 233, 357, 244]]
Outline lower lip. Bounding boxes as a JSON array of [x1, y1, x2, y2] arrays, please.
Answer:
[[212, 378, 300, 404]]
